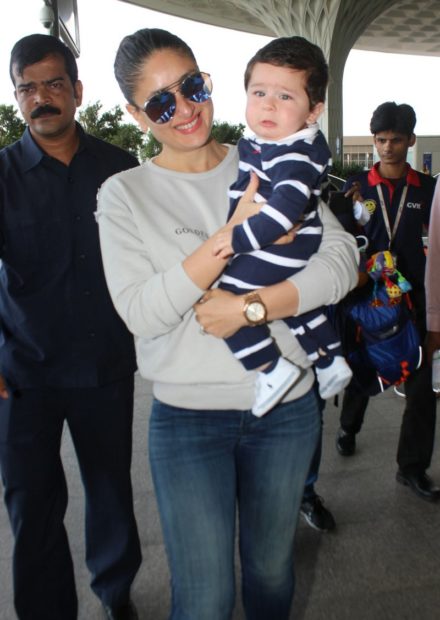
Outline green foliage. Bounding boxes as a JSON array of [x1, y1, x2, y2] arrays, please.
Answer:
[[78, 101, 145, 159], [331, 160, 365, 179], [0, 101, 246, 161], [140, 131, 161, 161], [0, 104, 26, 148], [140, 119, 246, 162], [211, 120, 246, 145]]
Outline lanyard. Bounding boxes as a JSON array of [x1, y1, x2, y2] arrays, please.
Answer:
[[376, 184, 408, 247]]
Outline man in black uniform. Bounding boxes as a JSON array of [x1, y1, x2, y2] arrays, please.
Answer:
[[335, 102, 439, 502], [0, 35, 141, 619]]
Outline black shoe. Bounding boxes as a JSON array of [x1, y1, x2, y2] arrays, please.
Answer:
[[336, 427, 356, 456], [396, 470, 440, 502], [102, 600, 139, 620], [300, 495, 336, 531]]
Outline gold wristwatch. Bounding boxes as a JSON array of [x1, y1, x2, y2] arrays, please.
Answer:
[[243, 292, 267, 326]]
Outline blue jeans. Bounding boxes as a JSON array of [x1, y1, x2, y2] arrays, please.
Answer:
[[149, 389, 321, 620]]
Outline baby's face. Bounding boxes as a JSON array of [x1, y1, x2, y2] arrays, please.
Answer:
[[245, 62, 323, 141]]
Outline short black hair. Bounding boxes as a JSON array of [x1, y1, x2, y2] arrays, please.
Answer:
[[114, 28, 197, 105], [10, 33, 78, 87], [370, 102, 416, 137], [244, 36, 328, 108]]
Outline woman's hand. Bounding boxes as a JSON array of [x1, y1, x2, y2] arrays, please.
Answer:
[[273, 223, 301, 245], [212, 229, 234, 259], [228, 172, 261, 226], [194, 289, 246, 338], [227, 172, 297, 245], [182, 173, 263, 290]]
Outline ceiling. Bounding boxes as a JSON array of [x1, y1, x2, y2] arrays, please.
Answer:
[[119, 0, 440, 57]]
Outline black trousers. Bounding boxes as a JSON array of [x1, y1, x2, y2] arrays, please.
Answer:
[[0, 376, 141, 620], [340, 360, 437, 474]]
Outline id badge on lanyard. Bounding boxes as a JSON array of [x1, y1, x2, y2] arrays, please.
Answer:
[[376, 184, 408, 267]]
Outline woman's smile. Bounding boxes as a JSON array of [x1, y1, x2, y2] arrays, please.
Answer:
[[174, 113, 202, 133]]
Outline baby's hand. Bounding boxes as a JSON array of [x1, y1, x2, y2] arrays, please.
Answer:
[[212, 230, 234, 259]]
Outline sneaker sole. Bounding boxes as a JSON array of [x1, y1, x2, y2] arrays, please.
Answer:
[[252, 367, 301, 417]]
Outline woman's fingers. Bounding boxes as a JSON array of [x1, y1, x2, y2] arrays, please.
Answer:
[[194, 289, 245, 338], [242, 171, 259, 202], [231, 173, 262, 225]]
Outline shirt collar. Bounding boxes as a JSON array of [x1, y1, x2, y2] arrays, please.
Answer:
[[20, 127, 45, 172], [19, 122, 89, 172], [367, 161, 421, 188], [254, 123, 319, 146]]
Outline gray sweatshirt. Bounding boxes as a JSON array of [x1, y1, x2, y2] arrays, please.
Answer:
[[97, 145, 359, 410]]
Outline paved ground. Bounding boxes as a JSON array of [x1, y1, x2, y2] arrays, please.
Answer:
[[1, 375, 439, 619]]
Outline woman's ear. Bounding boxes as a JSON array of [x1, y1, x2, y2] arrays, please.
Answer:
[[126, 103, 150, 133], [307, 101, 325, 125]]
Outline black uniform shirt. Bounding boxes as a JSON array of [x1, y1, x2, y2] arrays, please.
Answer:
[[344, 162, 435, 329], [0, 124, 138, 388]]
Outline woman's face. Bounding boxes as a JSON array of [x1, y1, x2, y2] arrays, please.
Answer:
[[128, 48, 214, 155]]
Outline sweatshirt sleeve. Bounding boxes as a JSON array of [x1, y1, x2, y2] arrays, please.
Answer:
[[426, 177, 440, 332], [291, 201, 360, 316], [96, 176, 204, 340]]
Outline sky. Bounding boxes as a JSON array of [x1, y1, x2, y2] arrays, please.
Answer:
[[2, 0, 440, 136]]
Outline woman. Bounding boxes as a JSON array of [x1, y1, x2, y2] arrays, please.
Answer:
[[96, 28, 358, 620]]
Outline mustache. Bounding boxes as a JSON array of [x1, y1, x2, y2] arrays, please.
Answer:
[[30, 105, 61, 119]]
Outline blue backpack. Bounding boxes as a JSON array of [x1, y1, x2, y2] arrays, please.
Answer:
[[340, 284, 421, 395]]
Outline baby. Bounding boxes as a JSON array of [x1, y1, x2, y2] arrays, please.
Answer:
[[213, 36, 353, 416]]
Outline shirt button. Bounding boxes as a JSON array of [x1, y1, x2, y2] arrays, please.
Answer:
[[84, 290, 91, 296], [89, 331, 96, 338], [68, 176, 74, 184], [79, 254, 86, 260], [75, 215, 81, 221]]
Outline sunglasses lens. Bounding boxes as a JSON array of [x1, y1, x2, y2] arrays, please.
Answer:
[[145, 91, 176, 124], [182, 73, 212, 103], [144, 73, 212, 124]]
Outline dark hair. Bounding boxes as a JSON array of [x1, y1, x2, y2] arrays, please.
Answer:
[[114, 28, 197, 105], [10, 34, 78, 86], [244, 36, 328, 108], [370, 102, 416, 137]]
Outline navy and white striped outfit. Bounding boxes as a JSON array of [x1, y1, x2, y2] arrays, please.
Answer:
[[219, 124, 343, 370]]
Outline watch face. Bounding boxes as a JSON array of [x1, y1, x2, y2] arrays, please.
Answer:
[[247, 301, 265, 322]]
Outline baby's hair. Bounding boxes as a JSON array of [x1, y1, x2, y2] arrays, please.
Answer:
[[244, 36, 328, 108]]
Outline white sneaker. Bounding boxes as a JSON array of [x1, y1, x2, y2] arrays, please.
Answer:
[[316, 356, 353, 400], [252, 358, 301, 417]]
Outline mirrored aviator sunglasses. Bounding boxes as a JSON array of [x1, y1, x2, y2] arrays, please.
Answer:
[[143, 71, 212, 124]]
